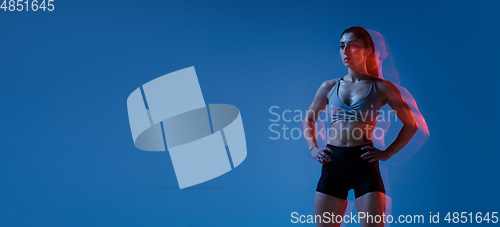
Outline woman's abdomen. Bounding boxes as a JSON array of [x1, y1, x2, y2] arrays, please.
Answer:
[[328, 120, 374, 147]]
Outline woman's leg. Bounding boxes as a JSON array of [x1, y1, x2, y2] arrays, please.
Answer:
[[315, 192, 348, 227], [355, 191, 386, 227]]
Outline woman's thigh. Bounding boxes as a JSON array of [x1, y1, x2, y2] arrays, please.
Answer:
[[314, 191, 348, 227], [355, 191, 386, 227]]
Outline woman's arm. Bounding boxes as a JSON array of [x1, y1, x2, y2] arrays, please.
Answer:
[[376, 80, 419, 158], [303, 79, 336, 163], [394, 84, 430, 149], [390, 84, 430, 164]]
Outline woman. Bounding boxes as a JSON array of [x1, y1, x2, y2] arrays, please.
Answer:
[[303, 26, 419, 227]]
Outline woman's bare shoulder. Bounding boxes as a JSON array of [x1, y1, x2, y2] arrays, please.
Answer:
[[326, 78, 340, 84], [372, 77, 402, 104], [322, 78, 339, 88], [373, 77, 397, 92], [318, 78, 340, 99]]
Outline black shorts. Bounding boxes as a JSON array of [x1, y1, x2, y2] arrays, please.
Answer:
[[316, 143, 385, 200]]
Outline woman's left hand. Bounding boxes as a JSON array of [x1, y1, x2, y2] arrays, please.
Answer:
[[360, 144, 392, 162]]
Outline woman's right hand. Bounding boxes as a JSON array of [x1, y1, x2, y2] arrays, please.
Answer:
[[310, 147, 333, 164]]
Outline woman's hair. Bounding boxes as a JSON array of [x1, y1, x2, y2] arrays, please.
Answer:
[[340, 26, 379, 78]]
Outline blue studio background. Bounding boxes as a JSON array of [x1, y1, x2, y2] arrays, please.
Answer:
[[1, 0, 499, 226]]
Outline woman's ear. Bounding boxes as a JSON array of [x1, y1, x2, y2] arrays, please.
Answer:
[[363, 46, 373, 57]]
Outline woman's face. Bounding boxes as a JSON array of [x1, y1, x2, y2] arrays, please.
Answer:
[[339, 33, 371, 68]]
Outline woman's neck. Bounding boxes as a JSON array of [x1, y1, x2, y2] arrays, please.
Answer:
[[345, 67, 371, 82]]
